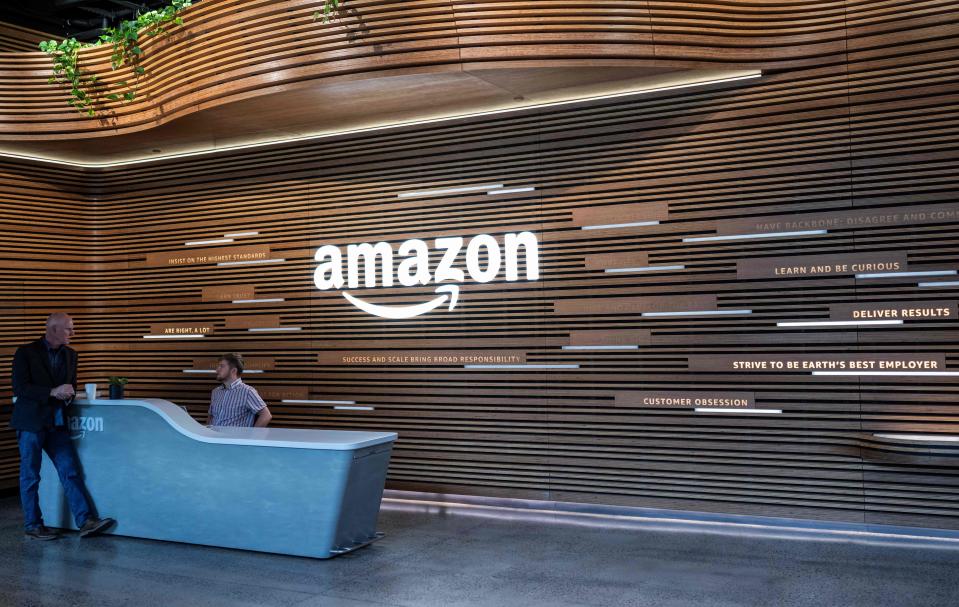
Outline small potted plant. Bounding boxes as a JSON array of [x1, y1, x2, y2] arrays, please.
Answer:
[[108, 376, 128, 399]]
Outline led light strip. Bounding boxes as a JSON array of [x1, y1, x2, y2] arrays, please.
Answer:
[[232, 298, 285, 304], [777, 320, 903, 327], [334, 405, 375, 411], [695, 408, 782, 414], [142, 334, 205, 339], [464, 364, 580, 369], [873, 433, 959, 442], [605, 265, 685, 273], [683, 230, 827, 243], [182, 369, 264, 374], [642, 310, 752, 317], [856, 270, 957, 279], [562, 345, 639, 350], [224, 231, 259, 238], [487, 187, 535, 195], [282, 399, 357, 405], [918, 281, 959, 288], [381, 495, 959, 544], [813, 371, 959, 376], [217, 258, 285, 266], [581, 220, 660, 231], [185, 238, 233, 246], [399, 184, 503, 198], [0, 71, 762, 168]]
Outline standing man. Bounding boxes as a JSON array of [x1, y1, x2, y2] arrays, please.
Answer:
[[11, 312, 115, 541], [206, 353, 273, 428]]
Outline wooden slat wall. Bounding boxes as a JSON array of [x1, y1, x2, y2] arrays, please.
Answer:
[[0, 160, 92, 485], [0, 0, 854, 141], [1, 0, 958, 529], [0, 21, 55, 54]]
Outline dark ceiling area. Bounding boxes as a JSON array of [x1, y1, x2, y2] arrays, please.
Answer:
[[0, 0, 197, 42]]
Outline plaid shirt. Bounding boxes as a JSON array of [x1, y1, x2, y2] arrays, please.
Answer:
[[208, 378, 267, 427]]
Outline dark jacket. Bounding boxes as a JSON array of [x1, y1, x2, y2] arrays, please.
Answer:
[[11, 338, 77, 432]]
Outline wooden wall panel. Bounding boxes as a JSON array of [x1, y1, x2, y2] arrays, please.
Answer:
[[0, 21, 55, 54], [0, 0, 863, 142], [845, 0, 959, 527], [0, 1, 957, 530], [0, 160, 92, 488]]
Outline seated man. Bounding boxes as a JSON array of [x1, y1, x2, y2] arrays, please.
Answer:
[[205, 353, 273, 428]]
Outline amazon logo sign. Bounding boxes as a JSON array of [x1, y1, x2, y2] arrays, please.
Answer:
[[313, 232, 540, 319]]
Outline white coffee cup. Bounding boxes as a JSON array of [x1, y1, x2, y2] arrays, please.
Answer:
[[85, 383, 97, 401]]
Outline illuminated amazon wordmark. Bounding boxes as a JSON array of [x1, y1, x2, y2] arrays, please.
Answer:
[[313, 232, 540, 319]]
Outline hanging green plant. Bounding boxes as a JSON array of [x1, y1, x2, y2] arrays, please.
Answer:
[[38, 37, 99, 116], [42, 0, 345, 117], [99, 0, 192, 105], [314, 0, 343, 23], [40, 0, 192, 116]]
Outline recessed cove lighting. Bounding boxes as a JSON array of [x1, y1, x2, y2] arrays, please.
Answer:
[[0, 71, 762, 168]]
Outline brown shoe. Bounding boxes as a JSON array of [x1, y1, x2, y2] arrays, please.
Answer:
[[25, 525, 60, 541], [79, 517, 116, 538]]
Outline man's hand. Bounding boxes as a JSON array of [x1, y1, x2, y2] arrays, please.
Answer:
[[253, 406, 272, 427], [50, 384, 75, 400]]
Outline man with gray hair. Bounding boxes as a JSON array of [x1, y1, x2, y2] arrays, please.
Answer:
[[11, 312, 115, 541]]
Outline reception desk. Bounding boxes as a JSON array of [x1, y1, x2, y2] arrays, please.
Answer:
[[37, 398, 396, 558]]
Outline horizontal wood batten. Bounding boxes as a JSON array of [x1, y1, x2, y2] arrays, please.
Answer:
[[0, 0, 958, 531]]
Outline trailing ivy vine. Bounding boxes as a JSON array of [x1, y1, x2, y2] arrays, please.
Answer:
[[98, 0, 193, 106], [40, 0, 348, 118], [313, 0, 342, 23], [40, 0, 192, 116], [38, 36, 99, 116]]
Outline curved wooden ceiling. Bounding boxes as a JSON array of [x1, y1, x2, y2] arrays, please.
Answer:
[[0, 0, 861, 160]]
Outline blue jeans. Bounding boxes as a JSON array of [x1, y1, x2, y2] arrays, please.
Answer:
[[18, 429, 92, 530]]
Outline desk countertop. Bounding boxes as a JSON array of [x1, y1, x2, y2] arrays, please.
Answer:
[[74, 398, 397, 450]]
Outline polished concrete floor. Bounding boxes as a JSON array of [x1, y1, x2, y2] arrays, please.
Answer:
[[1, 494, 958, 607]]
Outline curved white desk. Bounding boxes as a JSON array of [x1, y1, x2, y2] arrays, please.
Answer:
[[38, 398, 397, 558]]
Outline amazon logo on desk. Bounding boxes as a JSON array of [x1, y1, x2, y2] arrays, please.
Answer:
[[313, 232, 540, 319], [69, 415, 104, 441]]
